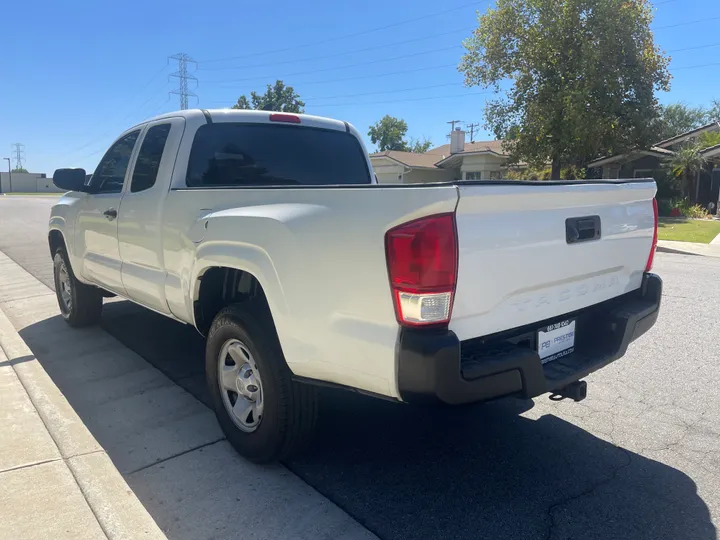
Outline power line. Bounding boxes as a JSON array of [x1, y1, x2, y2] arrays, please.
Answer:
[[672, 62, 720, 71], [60, 64, 171, 157], [208, 82, 466, 106], [206, 46, 461, 84], [11, 143, 25, 170], [215, 63, 458, 89], [667, 42, 720, 53], [306, 92, 489, 109], [69, 96, 173, 167], [304, 83, 463, 101], [655, 15, 720, 30], [199, 27, 474, 72], [169, 53, 198, 110], [198, 1, 486, 64]]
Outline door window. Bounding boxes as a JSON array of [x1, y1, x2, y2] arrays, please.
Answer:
[[88, 130, 140, 194], [131, 124, 172, 193]]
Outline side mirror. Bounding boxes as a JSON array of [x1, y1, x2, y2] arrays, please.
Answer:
[[53, 168, 87, 192]]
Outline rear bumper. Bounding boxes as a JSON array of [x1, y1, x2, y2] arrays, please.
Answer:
[[396, 273, 662, 405]]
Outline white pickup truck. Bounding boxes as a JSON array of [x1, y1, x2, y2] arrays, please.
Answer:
[[49, 109, 662, 462]]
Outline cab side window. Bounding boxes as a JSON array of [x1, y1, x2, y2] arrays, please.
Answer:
[[131, 124, 171, 193], [89, 130, 140, 194]]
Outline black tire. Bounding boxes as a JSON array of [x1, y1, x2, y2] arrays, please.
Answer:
[[52, 248, 103, 327], [206, 303, 318, 463]]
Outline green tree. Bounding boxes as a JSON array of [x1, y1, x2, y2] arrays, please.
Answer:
[[699, 130, 720, 149], [655, 103, 709, 141], [232, 80, 305, 113], [708, 99, 720, 122], [407, 136, 433, 153], [664, 144, 707, 200], [368, 116, 433, 152], [459, 0, 671, 179], [11, 167, 28, 173], [368, 115, 409, 151]]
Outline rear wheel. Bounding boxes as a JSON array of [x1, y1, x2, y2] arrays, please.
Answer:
[[52, 249, 103, 327], [206, 304, 318, 463]]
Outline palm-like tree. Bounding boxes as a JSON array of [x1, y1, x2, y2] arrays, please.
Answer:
[[665, 144, 707, 200], [699, 130, 720, 149]]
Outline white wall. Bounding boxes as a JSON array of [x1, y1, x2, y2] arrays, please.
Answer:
[[371, 159, 405, 184], [460, 154, 507, 179], [403, 168, 457, 183], [0, 172, 63, 193]]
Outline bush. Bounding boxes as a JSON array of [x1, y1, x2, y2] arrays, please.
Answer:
[[505, 165, 586, 181], [668, 198, 711, 219], [657, 198, 673, 217]]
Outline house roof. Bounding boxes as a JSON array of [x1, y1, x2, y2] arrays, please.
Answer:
[[655, 122, 720, 149], [701, 143, 720, 159], [425, 140, 507, 158], [587, 147, 674, 168], [369, 150, 444, 169], [370, 140, 508, 170]]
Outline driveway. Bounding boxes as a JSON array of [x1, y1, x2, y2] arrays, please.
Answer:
[[0, 196, 717, 540]]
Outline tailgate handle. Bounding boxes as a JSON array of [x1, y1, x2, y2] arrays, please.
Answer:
[[566, 216, 601, 244]]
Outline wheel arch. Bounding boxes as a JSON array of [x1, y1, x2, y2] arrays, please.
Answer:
[[192, 264, 283, 339], [48, 228, 66, 257]]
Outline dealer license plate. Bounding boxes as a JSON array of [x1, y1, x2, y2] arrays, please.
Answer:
[[537, 319, 576, 364]]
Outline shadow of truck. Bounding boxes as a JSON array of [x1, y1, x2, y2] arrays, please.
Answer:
[[16, 302, 717, 540]]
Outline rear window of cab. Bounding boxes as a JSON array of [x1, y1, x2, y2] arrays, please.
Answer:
[[186, 123, 372, 187]]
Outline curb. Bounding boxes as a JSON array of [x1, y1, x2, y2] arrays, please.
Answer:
[[0, 302, 167, 539], [656, 246, 702, 257]]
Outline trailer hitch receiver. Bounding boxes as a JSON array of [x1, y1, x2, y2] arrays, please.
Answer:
[[549, 380, 587, 402]]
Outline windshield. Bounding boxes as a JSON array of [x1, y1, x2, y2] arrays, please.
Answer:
[[186, 123, 372, 187]]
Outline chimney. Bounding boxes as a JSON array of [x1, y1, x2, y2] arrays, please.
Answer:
[[450, 128, 465, 154]]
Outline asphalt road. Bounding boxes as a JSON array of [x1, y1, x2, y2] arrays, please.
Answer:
[[1, 195, 718, 540]]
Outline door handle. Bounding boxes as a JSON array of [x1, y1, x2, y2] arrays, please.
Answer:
[[103, 208, 118, 220]]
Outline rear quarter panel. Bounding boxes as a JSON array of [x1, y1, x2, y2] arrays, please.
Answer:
[[161, 185, 458, 398]]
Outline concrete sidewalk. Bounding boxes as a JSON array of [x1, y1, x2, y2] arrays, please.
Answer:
[[657, 240, 720, 258], [0, 292, 166, 539], [0, 250, 376, 540]]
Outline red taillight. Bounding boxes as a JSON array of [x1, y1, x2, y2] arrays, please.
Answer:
[[645, 198, 658, 272], [385, 213, 458, 326], [269, 113, 301, 124]]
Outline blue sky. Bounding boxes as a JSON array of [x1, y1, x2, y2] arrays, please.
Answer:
[[1, 0, 719, 174]]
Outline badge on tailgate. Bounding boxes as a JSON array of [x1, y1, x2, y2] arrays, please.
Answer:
[[538, 320, 576, 364]]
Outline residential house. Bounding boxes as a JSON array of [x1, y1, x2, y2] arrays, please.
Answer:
[[588, 122, 720, 205], [370, 129, 509, 184]]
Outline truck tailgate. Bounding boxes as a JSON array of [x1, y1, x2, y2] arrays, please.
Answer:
[[450, 181, 657, 341]]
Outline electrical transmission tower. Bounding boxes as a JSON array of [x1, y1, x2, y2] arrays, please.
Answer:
[[11, 143, 25, 170], [168, 53, 198, 110]]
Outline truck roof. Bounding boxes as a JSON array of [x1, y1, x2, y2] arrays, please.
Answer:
[[142, 108, 349, 133]]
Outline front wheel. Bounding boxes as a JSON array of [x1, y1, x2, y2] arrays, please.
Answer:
[[206, 304, 318, 463], [53, 249, 103, 327]]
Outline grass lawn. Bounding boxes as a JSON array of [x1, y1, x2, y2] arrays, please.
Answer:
[[658, 218, 720, 243]]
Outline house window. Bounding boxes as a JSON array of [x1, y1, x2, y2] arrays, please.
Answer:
[[489, 171, 502, 180], [634, 169, 653, 179], [465, 171, 482, 180]]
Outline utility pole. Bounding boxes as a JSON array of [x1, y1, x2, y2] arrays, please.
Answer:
[[3, 157, 11, 193], [447, 119, 462, 132], [11, 143, 25, 170], [465, 123, 480, 143], [169, 53, 198, 110]]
